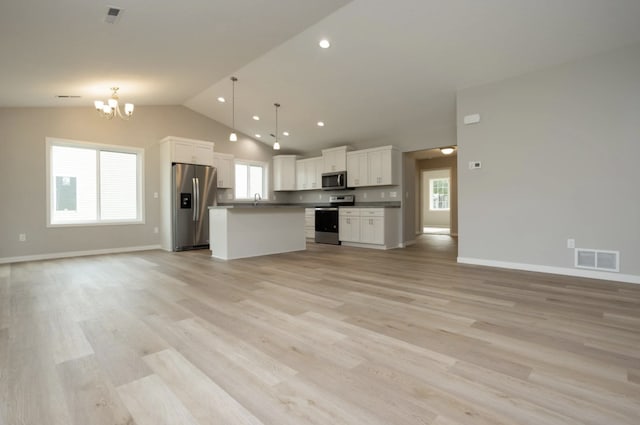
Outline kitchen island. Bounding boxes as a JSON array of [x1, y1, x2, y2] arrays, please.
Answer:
[[208, 205, 306, 260]]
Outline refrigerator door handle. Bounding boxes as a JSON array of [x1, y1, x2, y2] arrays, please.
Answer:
[[195, 177, 201, 221], [192, 177, 198, 221]]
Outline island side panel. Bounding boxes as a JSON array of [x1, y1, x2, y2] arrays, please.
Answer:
[[210, 208, 306, 260], [209, 209, 230, 260]]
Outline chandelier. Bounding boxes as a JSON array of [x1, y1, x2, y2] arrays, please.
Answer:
[[94, 87, 134, 120]]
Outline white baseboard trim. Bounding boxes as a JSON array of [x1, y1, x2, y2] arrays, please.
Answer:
[[457, 257, 640, 285], [0, 245, 162, 265], [341, 242, 392, 250]]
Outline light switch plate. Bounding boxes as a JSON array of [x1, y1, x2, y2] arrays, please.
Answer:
[[469, 161, 482, 169]]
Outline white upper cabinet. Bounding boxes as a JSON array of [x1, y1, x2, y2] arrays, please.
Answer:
[[273, 155, 298, 191], [368, 148, 393, 186], [163, 136, 214, 166], [296, 160, 306, 190], [346, 151, 367, 187], [213, 152, 234, 189], [322, 146, 348, 173], [346, 146, 398, 187], [295, 157, 322, 191]]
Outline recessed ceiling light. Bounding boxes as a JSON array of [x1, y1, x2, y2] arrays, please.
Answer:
[[252, 115, 260, 121], [283, 131, 289, 136], [319, 39, 331, 49], [217, 97, 225, 103], [255, 134, 262, 138], [317, 121, 325, 127]]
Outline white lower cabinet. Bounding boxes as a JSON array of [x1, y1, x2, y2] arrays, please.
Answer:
[[339, 207, 399, 249], [339, 215, 360, 242]]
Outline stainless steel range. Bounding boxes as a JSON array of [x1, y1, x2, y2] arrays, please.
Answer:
[[315, 195, 354, 245]]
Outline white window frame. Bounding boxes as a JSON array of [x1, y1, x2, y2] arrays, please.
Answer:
[[234, 158, 269, 200], [46, 137, 145, 227], [429, 177, 450, 211]]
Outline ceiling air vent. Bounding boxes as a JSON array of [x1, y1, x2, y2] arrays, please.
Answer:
[[575, 248, 619, 272], [105, 7, 123, 24], [55, 95, 81, 99]]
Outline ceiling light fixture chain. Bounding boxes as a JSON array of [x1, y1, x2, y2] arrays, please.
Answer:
[[273, 102, 281, 150], [229, 76, 238, 142], [94, 87, 134, 120]]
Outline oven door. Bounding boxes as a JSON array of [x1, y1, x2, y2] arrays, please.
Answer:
[[315, 207, 340, 245]]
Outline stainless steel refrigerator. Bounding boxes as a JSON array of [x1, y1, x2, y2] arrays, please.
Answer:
[[172, 163, 217, 251]]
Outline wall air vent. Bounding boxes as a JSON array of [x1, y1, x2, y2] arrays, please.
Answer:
[[575, 248, 619, 272], [105, 7, 123, 24], [55, 95, 81, 99]]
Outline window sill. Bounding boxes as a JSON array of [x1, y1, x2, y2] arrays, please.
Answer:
[[47, 219, 145, 228]]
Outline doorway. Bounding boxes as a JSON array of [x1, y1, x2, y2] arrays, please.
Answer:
[[421, 169, 451, 235]]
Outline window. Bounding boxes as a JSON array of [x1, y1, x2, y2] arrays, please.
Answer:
[[46, 138, 144, 226], [429, 178, 450, 211], [234, 159, 268, 200]]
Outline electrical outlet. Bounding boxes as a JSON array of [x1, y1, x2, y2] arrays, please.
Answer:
[[319, 194, 322, 200], [406, 192, 409, 198], [19, 233, 26, 242], [363, 193, 368, 199], [227, 193, 233, 199], [381, 192, 385, 199], [273, 194, 277, 201], [567, 238, 575, 249], [390, 191, 397, 198], [153, 227, 159, 234], [299, 195, 303, 200], [153, 192, 158, 199]]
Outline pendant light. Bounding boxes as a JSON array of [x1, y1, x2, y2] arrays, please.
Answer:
[[272, 103, 281, 150], [229, 76, 238, 142]]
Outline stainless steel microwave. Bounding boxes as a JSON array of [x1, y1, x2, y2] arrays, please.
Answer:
[[321, 171, 347, 190]]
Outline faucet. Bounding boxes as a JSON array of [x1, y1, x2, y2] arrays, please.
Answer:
[[253, 193, 262, 206]]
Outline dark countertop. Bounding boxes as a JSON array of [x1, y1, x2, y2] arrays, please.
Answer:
[[210, 203, 306, 209], [212, 201, 401, 209], [304, 202, 402, 209]]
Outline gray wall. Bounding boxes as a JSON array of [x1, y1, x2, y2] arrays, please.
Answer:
[[421, 169, 451, 228], [0, 105, 275, 260], [457, 43, 640, 276]]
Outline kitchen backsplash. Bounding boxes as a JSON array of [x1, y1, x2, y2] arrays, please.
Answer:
[[277, 186, 401, 204]]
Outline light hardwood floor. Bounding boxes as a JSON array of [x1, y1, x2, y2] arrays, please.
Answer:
[[1, 235, 639, 425]]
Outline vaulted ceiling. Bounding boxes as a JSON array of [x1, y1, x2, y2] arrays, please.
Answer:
[[3, 0, 640, 154]]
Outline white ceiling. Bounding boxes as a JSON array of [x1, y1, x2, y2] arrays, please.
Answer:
[[3, 0, 640, 155]]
